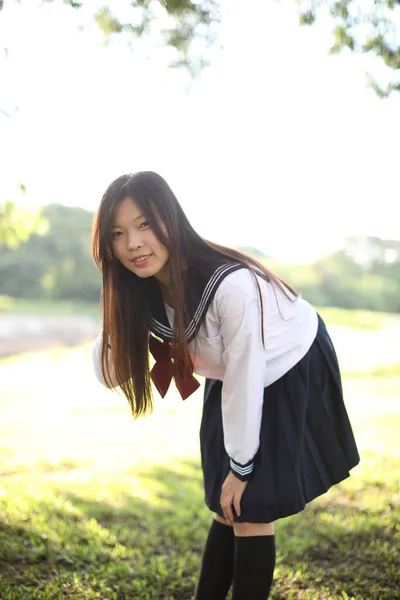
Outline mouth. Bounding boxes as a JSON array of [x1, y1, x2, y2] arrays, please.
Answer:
[[131, 254, 152, 266]]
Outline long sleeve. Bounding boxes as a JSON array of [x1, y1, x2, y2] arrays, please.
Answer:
[[216, 272, 267, 481], [92, 330, 119, 388]]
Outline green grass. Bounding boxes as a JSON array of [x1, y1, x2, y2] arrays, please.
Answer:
[[0, 296, 100, 318], [316, 307, 390, 330], [0, 343, 400, 598], [343, 363, 400, 378], [1, 296, 399, 331]]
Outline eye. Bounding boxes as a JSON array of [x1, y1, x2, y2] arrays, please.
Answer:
[[139, 220, 150, 229], [112, 231, 123, 239]]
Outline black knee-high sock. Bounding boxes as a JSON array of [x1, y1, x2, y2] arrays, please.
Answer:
[[194, 519, 235, 600], [232, 535, 275, 600]]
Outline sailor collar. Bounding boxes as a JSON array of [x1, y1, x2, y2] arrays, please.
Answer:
[[149, 262, 245, 343]]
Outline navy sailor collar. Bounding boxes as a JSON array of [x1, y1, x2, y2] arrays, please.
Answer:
[[149, 262, 245, 343]]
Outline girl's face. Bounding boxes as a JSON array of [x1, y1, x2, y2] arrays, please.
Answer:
[[111, 197, 170, 285]]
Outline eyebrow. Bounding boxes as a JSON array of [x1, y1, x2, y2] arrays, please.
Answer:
[[112, 214, 145, 228]]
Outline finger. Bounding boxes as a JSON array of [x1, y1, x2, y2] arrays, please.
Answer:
[[220, 495, 230, 523], [222, 510, 230, 524], [223, 499, 234, 524], [221, 505, 230, 523], [234, 494, 241, 517]]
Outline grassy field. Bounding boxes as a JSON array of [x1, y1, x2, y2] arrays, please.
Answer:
[[0, 297, 101, 319], [0, 313, 399, 599], [0, 296, 397, 330]]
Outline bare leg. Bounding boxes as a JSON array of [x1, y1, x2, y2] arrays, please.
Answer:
[[233, 522, 274, 536]]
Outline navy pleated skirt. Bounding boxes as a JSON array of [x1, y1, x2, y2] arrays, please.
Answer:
[[200, 315, 360, 523]]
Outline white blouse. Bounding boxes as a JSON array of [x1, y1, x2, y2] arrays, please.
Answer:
[[92, 268, 318, 477]]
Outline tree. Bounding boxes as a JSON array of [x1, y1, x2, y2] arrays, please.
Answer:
[[0, 0, 221, 76], [297, 0, 400, 97], [0, 185, 48, 250], [2, 203, 400, 311], [0, 204, 100, 301], [1, 2, 398, 249], [1, 1, 398, 95], [0, 1, 221, 249]]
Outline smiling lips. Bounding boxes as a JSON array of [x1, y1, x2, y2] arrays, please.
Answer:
[[132, 254, 152, 267]]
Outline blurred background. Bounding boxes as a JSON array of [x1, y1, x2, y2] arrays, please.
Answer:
[[0, 1, 399, 599]]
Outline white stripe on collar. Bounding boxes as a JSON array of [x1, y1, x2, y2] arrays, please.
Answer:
[[150, 263, 243, 341]]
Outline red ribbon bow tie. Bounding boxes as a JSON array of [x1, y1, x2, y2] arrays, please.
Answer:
[[149, 335, 200, 400]]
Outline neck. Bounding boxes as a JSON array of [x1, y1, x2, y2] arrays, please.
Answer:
[[154, 263, 170, 288], [158, 282, 175, 308], [154, 266, 174, 307]]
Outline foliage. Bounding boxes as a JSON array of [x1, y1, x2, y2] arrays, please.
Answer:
[[0, 203, 100, 302], [1, 204, 400, 312], [297, 0, 400, 96], [0, 346, 399, 598], [269, 236, 400, 313], [0, 0, 221, 76], [1, 1, 399, 95], [0, 187, 48, 249]]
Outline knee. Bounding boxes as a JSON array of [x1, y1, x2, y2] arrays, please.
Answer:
[[233, 522, 274, 537]]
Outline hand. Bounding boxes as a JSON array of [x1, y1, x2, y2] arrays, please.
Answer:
[[220, 471, 248, 524]]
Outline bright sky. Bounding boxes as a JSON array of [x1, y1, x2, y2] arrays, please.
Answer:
[[0, 0, 399, 262]]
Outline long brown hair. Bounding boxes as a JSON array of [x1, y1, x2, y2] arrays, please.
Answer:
[[92, 171, 298, 417]]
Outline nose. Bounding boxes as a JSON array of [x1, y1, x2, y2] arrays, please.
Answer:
[[127, 231, 144, 250]]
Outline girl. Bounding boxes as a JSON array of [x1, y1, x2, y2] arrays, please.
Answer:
[[91, 171, 360, 600]]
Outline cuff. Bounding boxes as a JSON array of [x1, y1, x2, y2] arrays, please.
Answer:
[[230, 458, 254, 481]]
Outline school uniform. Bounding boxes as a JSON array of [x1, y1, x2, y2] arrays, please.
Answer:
[[92, 262, 360, 524]]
